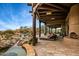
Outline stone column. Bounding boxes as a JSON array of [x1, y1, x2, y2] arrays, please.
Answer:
[[69, 4, 79, 35]]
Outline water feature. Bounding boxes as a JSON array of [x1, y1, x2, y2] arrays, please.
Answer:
[[3, 46, 27, 56]]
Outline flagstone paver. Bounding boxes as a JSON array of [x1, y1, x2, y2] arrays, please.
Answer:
[[33, 39, 79, 56]]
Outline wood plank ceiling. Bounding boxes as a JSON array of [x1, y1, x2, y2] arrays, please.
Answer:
[[28, 3, 75, 28]]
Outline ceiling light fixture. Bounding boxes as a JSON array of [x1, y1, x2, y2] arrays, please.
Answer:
[[51, 18, 55, 20], [46, 12, 52, 15]]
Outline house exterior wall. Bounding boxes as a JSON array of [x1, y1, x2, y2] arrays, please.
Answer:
[[69, 4, 79, 35]]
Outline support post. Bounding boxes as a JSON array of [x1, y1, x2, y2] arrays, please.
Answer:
[[51, 27, 52, 33], [49, 27, 50, 33], [39, 20, 41, 37], [61, 25, 63, 36], [55, 27, 56, 34], [32, 12, 37, 46], [61, 24, 66, 36], [44, 23, 47, 35], [32, 4, 37, 46]]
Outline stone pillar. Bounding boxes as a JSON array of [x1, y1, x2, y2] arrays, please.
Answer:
[[69, 4, 79, 35]]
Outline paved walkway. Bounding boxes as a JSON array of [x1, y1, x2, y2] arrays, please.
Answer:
[[33, 39, 79, 56]]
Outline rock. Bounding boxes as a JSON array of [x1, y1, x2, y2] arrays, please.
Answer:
[[0, 33, 32, 49], [70, 32, 79, 39], [11, 39, 17, 44]]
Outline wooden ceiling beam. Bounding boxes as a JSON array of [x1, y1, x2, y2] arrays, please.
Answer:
[[32, 3, 40, 13], [38, 9, 57, 12], [38, 10, 58, 13], [46, 22, 65, 25], [46, 23, 64, 28], [39, 4, 64, 11], [40, 15, 66, 19], [40, 17, 65, 21], [46, 21, 65, 24], [45, 3, 66, 11], [47, 24, 61, 28], [41, 18, 66, 21], [39, 12, 67, 17], [39, 12, 66, 16], [47, 19, 65, 22], [47, 24, 61, 26], [32, 3, 37, 7], [37, 6, 60, 11], [38, 10, 64, 14], [40, 19, 65, 25]]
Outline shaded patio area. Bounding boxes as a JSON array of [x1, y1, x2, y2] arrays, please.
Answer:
[[34, 36, 79, 56], [27, 3, 79, 56]]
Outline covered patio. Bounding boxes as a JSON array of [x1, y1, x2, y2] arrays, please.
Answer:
[[28, 3, 79, 43], [27, 3, 79, 56]]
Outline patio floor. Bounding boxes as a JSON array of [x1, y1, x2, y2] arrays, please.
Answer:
[[33, 39, 79, 56]]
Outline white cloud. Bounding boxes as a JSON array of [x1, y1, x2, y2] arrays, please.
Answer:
[[0, 19, 20, 30], [0, 4, 32, 30]]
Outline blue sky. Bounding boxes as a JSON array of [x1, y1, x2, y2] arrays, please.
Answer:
[[0, 3, 33, 30]]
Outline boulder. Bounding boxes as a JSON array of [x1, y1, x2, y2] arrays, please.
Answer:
[[70, 32, 79, 39]]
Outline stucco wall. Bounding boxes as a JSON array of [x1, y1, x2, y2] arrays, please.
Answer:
[[69, 4, 79, 35]]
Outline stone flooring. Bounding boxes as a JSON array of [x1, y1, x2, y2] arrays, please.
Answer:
[[33, 39, 79, 56]]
